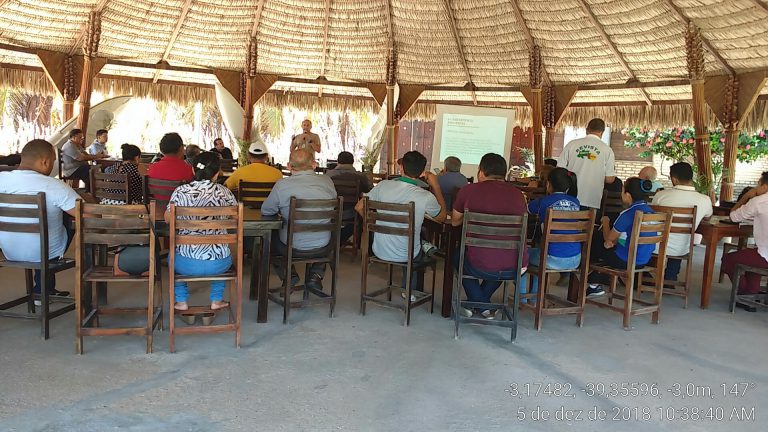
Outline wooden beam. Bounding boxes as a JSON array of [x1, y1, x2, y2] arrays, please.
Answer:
[[442, 0, 475, 101], [507, 0, 551, 86], [552, 85, 579, 125], [153, 0, 194, 83], [574, 0, 652, 106], [77, 11, 103, 135], [397, 84, 425, 119], [366, 83, 387, 106], [753, 0, 768, 14], [663, 0, 736, 76], [250, 0, 267, 37], [737, 69, 768, 125], [318, 0, 332, 97], [36, 49, 68, 97], [68, 0, 110, 56]]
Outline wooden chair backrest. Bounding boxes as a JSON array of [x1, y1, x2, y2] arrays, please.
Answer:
[[0, 192, 48, 263], [90, 166, 130, 203], [539, 209, 596, 270], [362, 198, 416, 261], [623, 210, 673, 274], [76, 202, 155, 247], [169, 203, 244, 249], [237, 181, 276, 209], [332, 178, 362, 209], [601, 190, 625, 218], [649, 204, 697, 253], [459, 211, 528, 252], [143, 176, 186, 215], [220, 159, 238, 172], [285, 197, 343, 253]]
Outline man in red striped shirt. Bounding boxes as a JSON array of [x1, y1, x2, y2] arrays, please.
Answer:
[[147, 133, 194, 201]]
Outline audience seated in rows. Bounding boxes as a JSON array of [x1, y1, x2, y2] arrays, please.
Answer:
[[0, 139, 82, 298], [62, 128, 107, 190], [358, 151, 447, 300], [639, 166, 664, 192], [211, 137, 234, 160], [721, 171, 768, 298], [560, 118, 616, 211], [588, 177, 656, 297], [167, 152, 237, 312], [326, 151, 372, 245], [651, 162, 712, 281], [451, 153, 527, 318], [437, 156, 468, 211], [147, 132, 194, 201], [519, 167, 582, 303], [87, 129, 109, 156], [102, 144, 144, 205], [395, 157, 429, 188], [262, 149, 337, 291], [224, 142, 283, 194]]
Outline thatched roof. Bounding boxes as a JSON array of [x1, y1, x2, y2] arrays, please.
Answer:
[[1, 0, 767, 127]]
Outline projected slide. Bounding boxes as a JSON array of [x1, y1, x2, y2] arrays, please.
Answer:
[[439, 113, 508, 165]]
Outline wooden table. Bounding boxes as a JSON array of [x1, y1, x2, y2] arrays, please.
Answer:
[[696, 217, 752, 309], [157, 208, 281, 323]]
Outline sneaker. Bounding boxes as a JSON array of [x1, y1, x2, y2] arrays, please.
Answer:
[[421, 241, 438, 258], [400, 292, 417, 302], [481, 309, 496, 320], [586, 284, 606, 298], [459, 307, 473, 318], [33, 289, 70, 306]]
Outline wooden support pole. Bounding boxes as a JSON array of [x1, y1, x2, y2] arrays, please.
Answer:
[[530, 88, 544, 170], [721, 127, 740, 201], [77, 12, 101, 134], [243, 38, 257, 143], [691, 79, 714, 198], [386, 84, 396, 176]]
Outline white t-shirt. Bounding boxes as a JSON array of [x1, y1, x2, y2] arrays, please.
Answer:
[[559, 135, 615, 209], [0, 170, 80, 261], [366, 179, 441, 262], [652, 185, 713, 257]]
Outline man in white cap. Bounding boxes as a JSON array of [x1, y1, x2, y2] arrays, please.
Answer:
[[224, 141, 283, 205], [291, 119, 322, 156]]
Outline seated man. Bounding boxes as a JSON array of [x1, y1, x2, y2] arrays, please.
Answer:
[[224, 142, 283, 203], [87, 129, 109, 156], [721, 171, 768, 306], [0, 139, 83, 299], [356, 151, 447, 299], [326, 151, 373, 244], [451, 153, 528, 318], [184, 144, 202, 166], [61, 128, 106, 190], [211, 137, 234, 160], [638, 166, 663, 192], [147, 132, 194, 202], [437, 156, 468, 211], [262, 149, 337, 291], [651, 162, 712, 281]]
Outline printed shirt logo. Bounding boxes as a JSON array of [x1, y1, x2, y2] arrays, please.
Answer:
[[576, 145, 601, 160]]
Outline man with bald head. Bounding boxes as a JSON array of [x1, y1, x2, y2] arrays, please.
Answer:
[[0, 139, 82, 298], [291, 119, 322, 156], [638, 165, 663, 192], [262, 149, 337, 291]]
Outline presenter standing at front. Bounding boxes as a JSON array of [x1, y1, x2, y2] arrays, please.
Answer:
[[559, 118, 616, 213], [291, 119, 322, 157]]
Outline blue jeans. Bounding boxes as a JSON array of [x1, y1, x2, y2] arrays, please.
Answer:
[[173, 253, 233, 303], [453, 252, 516, 304], [665, 257, 682, 281], [519, 248, 582, 302]]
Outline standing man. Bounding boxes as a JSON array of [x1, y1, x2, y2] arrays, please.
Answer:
[[211, 138, 234, 160], [61, 128, 106, 190], [652, 162, 712, 281], [262, 149, 337, 291], [291, 119, 322, 156], [559, 118, 615, 211], [88, 129, 109, 156]]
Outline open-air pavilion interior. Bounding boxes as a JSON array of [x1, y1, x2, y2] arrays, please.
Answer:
[[1, 1, 768, 431]]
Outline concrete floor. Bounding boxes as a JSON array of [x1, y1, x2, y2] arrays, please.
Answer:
[[0, 245, 766, 432]]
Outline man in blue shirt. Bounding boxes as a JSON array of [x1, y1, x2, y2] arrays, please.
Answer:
[[437, 156, 468, 210]]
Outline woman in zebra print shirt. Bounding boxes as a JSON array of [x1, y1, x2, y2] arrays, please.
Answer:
[[166, 151, 238, 311]]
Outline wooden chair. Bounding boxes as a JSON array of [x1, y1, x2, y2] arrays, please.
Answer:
[[639, 205, 697, 308], [521, 209, 596, 330], [220, 159, 238, 173], [90, 166, 130, 203], [587, 211, 672, 329], [454, 212, 528, 341], [0, 192, 75, 339], [600, 190, 625, 221], [360, 198, 436, 326], [332, 178, 362, 253], [719, 238, 753, 283], [57, 149, 80, 189], [267, 197, 342, 323], [143, 176, 186, 217], [237, 180, 276, 210], [729, 264, 768, 313], [518, 186, 546, 202], [168, 203, 244, 352], [74, 202, 162, 354]]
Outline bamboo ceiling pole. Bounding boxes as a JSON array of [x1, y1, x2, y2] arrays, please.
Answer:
[[243, 38, 257, 143], [77, 11, 101, 134], [686, 24, 714, 200]]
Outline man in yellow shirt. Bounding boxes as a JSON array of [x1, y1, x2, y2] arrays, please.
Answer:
[[224, 142, 283, 204]]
